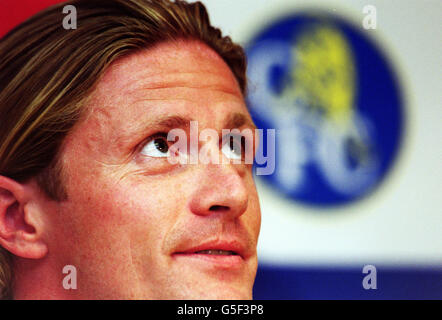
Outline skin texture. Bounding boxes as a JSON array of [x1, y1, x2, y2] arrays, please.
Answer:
[[1, 40, 261, 299]]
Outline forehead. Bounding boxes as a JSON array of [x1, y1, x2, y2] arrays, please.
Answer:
[[88, 39, 242, 107], [66, 39, 249, 157]]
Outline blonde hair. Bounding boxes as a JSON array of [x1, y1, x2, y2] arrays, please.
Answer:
[[0, 0, 246, 299]]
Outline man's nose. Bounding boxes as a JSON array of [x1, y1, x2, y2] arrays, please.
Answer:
[[188, 159, 249, 220]]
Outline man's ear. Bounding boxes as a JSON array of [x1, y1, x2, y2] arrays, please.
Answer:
[[0, 176, 48, 259]]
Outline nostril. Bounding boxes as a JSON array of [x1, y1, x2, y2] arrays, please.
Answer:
[[209, 205, 229, 211]]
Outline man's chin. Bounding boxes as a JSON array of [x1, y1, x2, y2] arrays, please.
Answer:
[[149, 276, 254, 300], [164, 265, 255, 299], [172, 286, 252, 300]]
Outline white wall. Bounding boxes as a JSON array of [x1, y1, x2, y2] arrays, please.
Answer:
[[200, 0, 442, 267]]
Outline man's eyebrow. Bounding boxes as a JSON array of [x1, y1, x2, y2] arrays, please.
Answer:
[[150, 115, 194, 129], [224, 112, 257, 130], [133, 113, 255, 143]]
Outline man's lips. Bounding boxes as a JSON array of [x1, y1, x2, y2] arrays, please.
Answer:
[[173, 240, 246, 258], [172, 240, 248, 268]]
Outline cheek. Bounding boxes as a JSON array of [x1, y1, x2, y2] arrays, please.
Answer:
[[68, 174, 184, 258], [100, 178, 188, 287], [52, 174, 185, 295], [247, 186, 262, 239]]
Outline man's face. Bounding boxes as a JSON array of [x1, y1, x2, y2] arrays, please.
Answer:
[[44, 40, 261, 299]]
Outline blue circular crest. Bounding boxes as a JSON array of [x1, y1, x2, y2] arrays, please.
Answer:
[[246, 13, 404, 206]]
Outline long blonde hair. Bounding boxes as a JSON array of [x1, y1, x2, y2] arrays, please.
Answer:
[[0, 0, 246, 299]]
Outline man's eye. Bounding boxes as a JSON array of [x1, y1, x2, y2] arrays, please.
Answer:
[[140, 134, 170, 158], [222, 134, 244, 160]]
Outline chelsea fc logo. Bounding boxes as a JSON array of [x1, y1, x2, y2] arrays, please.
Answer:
[[246, 13, 404, 206]]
